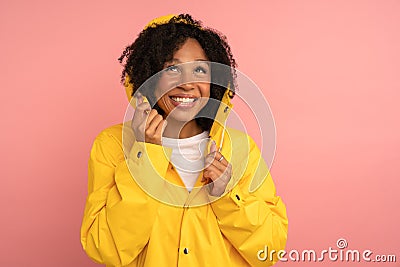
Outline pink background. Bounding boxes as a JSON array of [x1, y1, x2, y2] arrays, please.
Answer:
[[1, 0, 399, 266]]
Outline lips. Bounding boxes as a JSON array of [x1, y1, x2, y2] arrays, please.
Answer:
[[170, 96, 196, 103], [169, 95, 198, 107]]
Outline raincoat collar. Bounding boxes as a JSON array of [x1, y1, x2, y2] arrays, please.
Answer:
[[208, 89, 233, 148]]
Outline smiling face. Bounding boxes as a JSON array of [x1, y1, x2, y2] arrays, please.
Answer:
[[155, 38, 211, 123]]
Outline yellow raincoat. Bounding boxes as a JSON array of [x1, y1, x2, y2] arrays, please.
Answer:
[[81, 15, 288, 267]]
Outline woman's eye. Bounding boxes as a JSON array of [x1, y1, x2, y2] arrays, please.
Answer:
[[194, 66, 208, 74], [165, 65, 179, 72]]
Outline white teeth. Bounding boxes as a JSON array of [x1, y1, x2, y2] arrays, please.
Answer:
[[171, 97, 195, 103]]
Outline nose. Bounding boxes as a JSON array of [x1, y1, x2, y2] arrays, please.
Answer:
[[178, 81, 195, 91], [177, 68, 196, 90]]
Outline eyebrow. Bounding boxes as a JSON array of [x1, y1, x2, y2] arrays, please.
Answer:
[[168, 58, 209, 63]]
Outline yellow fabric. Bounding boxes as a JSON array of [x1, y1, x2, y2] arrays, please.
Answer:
[[144, 14, 176, 29], [81, 14, 288, 267]]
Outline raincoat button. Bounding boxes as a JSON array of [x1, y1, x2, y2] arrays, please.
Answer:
[[235, 194, 241, 201], [137, 151, 142, 158], [224, 106, 229, 113], [183, 248, 189, 254]]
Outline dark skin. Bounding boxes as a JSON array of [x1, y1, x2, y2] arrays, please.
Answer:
[[155, 39, 210, 139], [131, 38, 232, 196]]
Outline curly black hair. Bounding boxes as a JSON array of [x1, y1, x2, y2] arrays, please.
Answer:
[[118, 14, 237, 131]]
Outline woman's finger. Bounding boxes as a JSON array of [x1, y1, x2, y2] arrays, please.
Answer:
[[132, 102, 151, 127], [145, 109, 159, 129], [204, 152, 217, 167], [136, 102, 152, 114], [203, 164, 222, 181], [203, 168, 220, 182], [214, 152, 228, 166], [154, 119, 167, 139], [205, 152, 228, 170], [146, 113, 163, 136], [210, 140, 217, 153], [209, 160, 228, 174]]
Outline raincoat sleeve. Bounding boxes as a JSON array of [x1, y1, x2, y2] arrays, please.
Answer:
[[80, 128, 168, 266], [209, 135, 288, 267]]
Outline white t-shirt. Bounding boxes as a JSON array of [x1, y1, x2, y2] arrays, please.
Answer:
[[162, 131, 209, 192]]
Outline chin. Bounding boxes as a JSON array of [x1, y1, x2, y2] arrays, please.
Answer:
[[165, 110, 198, 123]]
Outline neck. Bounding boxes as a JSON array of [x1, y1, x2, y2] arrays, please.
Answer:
[[163, 119, 203, 139]]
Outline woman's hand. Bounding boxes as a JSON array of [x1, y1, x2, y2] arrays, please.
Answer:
[[131, 101, 167, 145], [202, 141, 232, 196]]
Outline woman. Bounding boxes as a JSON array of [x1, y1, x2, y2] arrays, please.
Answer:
[[81, 14, 288, 267]]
